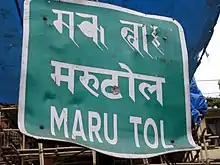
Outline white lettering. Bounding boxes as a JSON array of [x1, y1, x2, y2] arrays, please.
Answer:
[[76, 12, 107, 50], [120, 20, 152, 58], [50, 61, 75, 94], [50, 60, 165, 105], [139, 78, 165, 106], [52, 9, 79, 47], [72, 110, 87, 141], [160, 120, 174, 148], [88, 111, 103, 143], [104, 113, 118, 145], [50, 106, 69, 138], [101, 74, 122, 99], [80, 71, 100, 97], [119, 63, 135, 102], [130, 116, 142, 147], [144, 118, 158, 149], [151, 25, 164, 55], [120, 20, 164, 58], [52, 9, 107, 50]]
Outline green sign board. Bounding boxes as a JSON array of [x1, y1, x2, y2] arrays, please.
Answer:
[[18, 0, 198, 158]]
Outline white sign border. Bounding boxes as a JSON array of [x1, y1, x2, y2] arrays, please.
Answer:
[[18, 0, 199, 158]]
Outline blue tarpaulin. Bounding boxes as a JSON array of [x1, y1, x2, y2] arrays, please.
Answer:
[[0, 0, 219, 105], [190, 78, 208, 124], [0, 0, 22, 104]]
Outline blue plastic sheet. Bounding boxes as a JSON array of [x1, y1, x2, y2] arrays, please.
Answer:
[[190, 78, 208, 124], [0, 0, 22, 104], [0, 0, 219, 104], [191, 104, 201, 124]]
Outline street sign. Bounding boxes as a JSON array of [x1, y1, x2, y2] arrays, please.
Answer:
[[18, 0, 198, 158]]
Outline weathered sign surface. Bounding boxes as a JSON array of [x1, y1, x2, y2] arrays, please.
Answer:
[[18, 0, 197, 158]]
